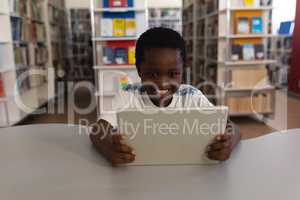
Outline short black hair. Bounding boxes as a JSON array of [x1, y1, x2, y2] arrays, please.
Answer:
[[135, 27, 186, 70]]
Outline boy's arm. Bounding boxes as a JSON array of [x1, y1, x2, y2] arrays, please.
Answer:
[[89, 119, 135, 166], [206, 119, 241, 161]]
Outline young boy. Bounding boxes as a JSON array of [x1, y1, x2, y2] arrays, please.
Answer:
[[90, 27, 241, 166]]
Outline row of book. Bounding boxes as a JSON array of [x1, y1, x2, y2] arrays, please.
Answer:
[[97, 43, 135, 65], [242, 0, 272, 7], [231, 44, 264, 61], [31, 0, 44, 21], [68, 9, 93, 81], [48, 4, 61, 24], [149, 8, 181, 19], [0, 74, 4, 97], [101, 0, 134, 8], [227, 92, 272, 114], [9, 0, 28, 16], [11, 17, 46, 42], [14, 44, 48, 66], [100, 17, 136, 37], [236, 16, 263, 34], [71, 9, 90, 20]]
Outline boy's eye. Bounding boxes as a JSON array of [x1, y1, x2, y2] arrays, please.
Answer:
[[169, 71, 181, 77], [146, 72, 159, 78]]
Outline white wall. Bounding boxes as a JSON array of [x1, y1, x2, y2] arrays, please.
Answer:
[[272, 0, 297, 33], [65, 0, 182, 9], [148, 0, 182, 8], [65, 0, 90, 9]]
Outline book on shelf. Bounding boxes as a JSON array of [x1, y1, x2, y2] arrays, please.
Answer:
[[32, 0, 43, 21], [237, 17, 250, 34], [231, 45, 243, 61], [254, 44, 264, 59], [102, 47, 114, 64], [113, 18, 126, 36], [21, 20, 31, 41], [125, 18, 136, 36], [243, 44, 255, 60], [11, 16, 22, 41], [242, 0, 260, 7], [278, 21, 295, 35], [128, 46, 135, 64], [102, 11, 135, 37], [97, 41, 135, 65], [115, 48, 127, 64], [0, 74, 4, 97], [14, 44, 29, 66], [252, 17, 263, 33], [32, 23, 46, 42], [35, 46, 48, 66], [100, 18, 113, 37], [109, 0, 127, 7], [103, 0, 133, 8]]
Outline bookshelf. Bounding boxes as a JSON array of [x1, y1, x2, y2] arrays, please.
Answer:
[[0, 0, 68, 127], [148, 7, 182, 34], [46, 0, 69, 83], [268, 35, 292, 88], [91, 0, 147, 119], [67, 9, 93, 81], [183, 0, 276, 117]]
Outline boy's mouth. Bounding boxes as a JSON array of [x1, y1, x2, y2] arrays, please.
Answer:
[[158, 89, 169, 96], [155, 89, 174, 100]]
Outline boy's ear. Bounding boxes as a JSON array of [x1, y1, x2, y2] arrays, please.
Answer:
[[136, 66, 142, 78]]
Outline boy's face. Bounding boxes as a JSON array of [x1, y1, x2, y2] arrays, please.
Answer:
[[138, 48, 183, 107]]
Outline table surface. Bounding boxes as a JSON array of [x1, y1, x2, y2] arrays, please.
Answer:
[[0, 124, 299, 200]]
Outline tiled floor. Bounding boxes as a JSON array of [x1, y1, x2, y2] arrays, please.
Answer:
[[20, 88, 300, 140]]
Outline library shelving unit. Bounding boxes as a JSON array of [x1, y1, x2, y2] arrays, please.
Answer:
[[46, 0, 69, 83], [148, 7, 182, 34], [91, 0, 147, 119], [182, 0, 276, 117], [268, 35, 292, 88], [67, 9, 93, 81], [0, 0, 68, 127], [0, 0, 48, 127]]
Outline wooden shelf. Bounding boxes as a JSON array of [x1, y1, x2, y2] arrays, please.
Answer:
[[0, 67, 13, 73], [224, 85, 275, 92], [94, 7, 145, 12], [222, 7, 273, 11], [223, 60, 277, 66], [229, 111, 273, 116], [222, 34, 274, 39], [93, 36, 137, 41], [94, 65, 136, 70], [95, 92, 116, 97]]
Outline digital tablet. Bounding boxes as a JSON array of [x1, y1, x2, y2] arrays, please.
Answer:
[[117, 106, 228, 165]]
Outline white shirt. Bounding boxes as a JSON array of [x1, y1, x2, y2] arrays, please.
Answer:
[[100, 84, 214, 127]]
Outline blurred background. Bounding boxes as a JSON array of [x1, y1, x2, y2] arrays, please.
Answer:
[[0, 0, 299, 139]]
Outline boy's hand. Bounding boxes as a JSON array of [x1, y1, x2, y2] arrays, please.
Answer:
[[206, 121, 241, 161], [89, 119, 135, 166], [206, 134, 234, 161]]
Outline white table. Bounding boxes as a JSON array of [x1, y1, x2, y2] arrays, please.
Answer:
[[0, 124, 299, 200]]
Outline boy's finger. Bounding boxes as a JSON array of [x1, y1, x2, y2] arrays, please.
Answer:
[[208, 140, 232, 151], [112, 152, 135, 163], [111, 157, 127, 166], [111, 134, 123, 144], [215, 134, 232, 142], [207, 148, 231, 161], [114, 144, 133, 153]]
